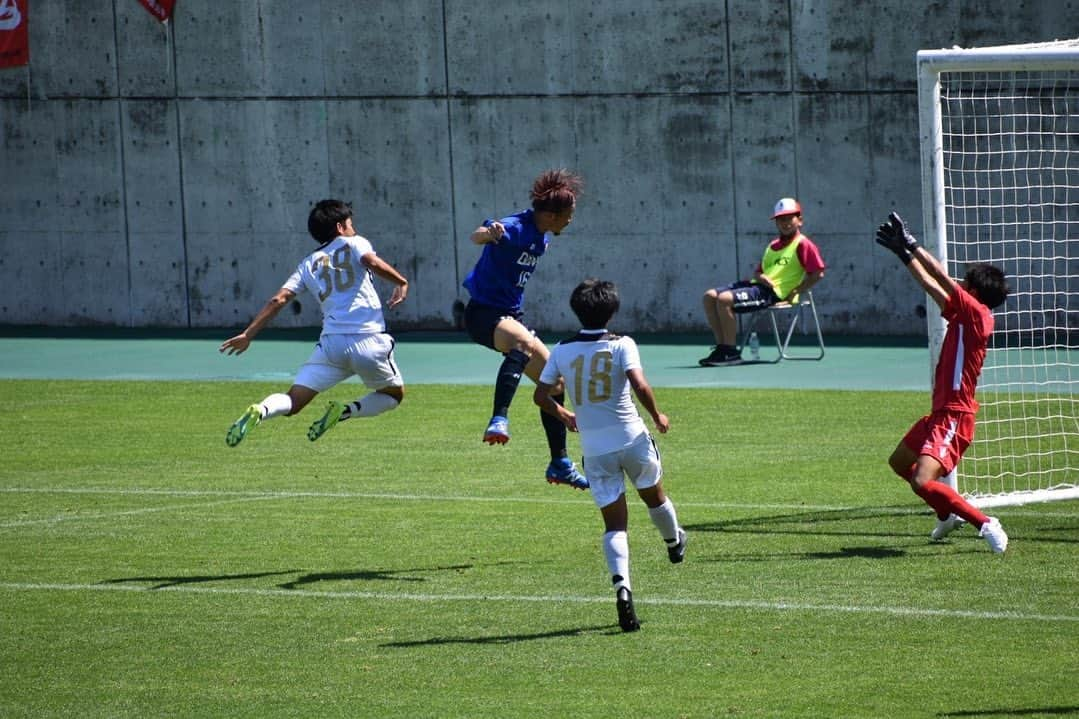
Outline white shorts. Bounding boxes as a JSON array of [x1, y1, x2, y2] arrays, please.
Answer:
[[293, 332, 403, 393], [583, 432, 663, 509]]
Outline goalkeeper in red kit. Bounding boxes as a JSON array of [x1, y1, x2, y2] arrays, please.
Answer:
[[875, 212, 1011, 553]]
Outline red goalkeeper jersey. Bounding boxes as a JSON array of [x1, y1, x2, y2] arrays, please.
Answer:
[[932, 285, 994, 414]]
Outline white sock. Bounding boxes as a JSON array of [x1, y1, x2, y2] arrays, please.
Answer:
[[260, 393, 292, 420], [942, 468, 958, 492], [344, 392, 400, 419], [603, 530, 630, 592], [648, 499, 680, 545]]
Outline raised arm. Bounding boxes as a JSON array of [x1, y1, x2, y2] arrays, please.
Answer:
[[875, 212, 957, 311], [907, 247, 956, 311], [470, 220, 505, 245]]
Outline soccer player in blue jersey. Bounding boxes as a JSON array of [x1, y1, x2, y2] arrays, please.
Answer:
[[462, 169, 588, 490]]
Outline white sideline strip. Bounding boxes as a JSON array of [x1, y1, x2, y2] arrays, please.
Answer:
[[0, 581, 1074, 623], [0, 495, 278, 528], [1, 486, 1075, 517]]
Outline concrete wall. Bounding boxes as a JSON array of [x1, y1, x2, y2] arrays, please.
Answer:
[[1, 0, 1075, 333]]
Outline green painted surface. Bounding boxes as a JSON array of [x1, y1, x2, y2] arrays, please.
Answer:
[[0, 330, 931, 391]]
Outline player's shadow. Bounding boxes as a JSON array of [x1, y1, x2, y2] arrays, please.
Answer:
[[686, 505, 939, 542], [380, 624, 615, 647], [675, 359, 775, 369], [805, 546, 906, 560], [101, 570, 300, 590], [689, 505, 1079, 547], [697, 546, 912, 564], [938, 706, 1079, 717], [278, 563, 473, 590], [673, 363, 749, 370], [1033, 529, 1079, 545], [103, 561, 527, 592], [686, 506, 941, 561]]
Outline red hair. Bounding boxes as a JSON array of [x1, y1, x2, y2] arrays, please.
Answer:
[[531, 169, 583, 213]]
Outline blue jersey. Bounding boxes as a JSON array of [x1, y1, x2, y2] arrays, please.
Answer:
[[462, 209, 549, 312]]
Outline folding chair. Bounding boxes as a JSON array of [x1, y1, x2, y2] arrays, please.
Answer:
[[738, 290, 825, 362]]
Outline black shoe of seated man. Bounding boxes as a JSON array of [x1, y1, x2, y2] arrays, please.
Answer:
[[616, 587, 640, 632], [699, 346, 742, 367]]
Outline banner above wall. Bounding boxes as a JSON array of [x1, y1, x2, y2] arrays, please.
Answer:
[[0, 0, 28, 68], [137, 0, 175, 22]]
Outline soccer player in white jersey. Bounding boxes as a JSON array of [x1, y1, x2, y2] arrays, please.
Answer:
[[220, 199, 409, 446], [534, 279, 687, 632]]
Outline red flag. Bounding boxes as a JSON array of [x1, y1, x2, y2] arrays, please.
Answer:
[[0, 0, 28, 68], [137, 0, 175, 22]]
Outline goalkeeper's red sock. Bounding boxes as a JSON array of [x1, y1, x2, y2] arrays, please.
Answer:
[[913, 480, 989, 527]]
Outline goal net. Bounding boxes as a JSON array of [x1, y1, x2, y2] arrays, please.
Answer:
[[917, 39, 1079, 508]]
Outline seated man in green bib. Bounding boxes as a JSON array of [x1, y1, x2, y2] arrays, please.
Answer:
[[699, 197, 826, 366]]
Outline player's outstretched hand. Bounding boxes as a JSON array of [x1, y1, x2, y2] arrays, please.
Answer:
[[875, 213, 913, 264], [875, 221, 907, 257], [486, 221, 505, 243], [887, 212, 919, 252], [219, 333, 251, 356], [386, 282, 408, 308]]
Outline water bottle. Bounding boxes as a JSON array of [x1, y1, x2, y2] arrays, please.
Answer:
[[748, 331, 760, 361]]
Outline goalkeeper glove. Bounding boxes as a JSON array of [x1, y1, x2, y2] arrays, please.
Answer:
[[888, 212, 919, 252], [875, 212, 919, 264]]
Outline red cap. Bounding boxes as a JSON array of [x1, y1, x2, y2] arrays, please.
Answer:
[[772, 198, 802, 218]]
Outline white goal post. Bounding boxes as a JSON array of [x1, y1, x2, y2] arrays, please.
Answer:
[[917, 39, 1079, 507]]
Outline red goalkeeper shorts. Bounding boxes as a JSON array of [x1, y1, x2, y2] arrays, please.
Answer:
[[901, 409, 976, 475]]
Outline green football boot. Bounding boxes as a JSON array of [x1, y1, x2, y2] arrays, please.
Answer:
[[308, 401, 346, 442], [226, 404, 262, 447]]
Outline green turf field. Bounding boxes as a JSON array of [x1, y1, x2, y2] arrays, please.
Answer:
[[1, 378, 1076, 718]]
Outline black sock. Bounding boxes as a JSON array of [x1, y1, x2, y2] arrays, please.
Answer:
[[493, 349, 528, 418], [541, 393, 569, 461]]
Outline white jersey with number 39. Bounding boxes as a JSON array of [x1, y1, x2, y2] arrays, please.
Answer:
[[283, 235, 385, 335], [540, 331, 648, 457]]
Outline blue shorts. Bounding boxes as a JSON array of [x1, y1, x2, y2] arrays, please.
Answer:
[[464, 300, 528, 351], [717, 280, 779, 313]]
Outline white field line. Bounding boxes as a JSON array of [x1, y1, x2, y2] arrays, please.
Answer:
[[0, 581, 1074, 623], [0, 487, 853, 511], [0, 486, 1075, 518], [0, 495, 280, 528]]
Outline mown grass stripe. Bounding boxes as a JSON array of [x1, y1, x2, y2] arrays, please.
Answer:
[[2, 486, 1074, 517]]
